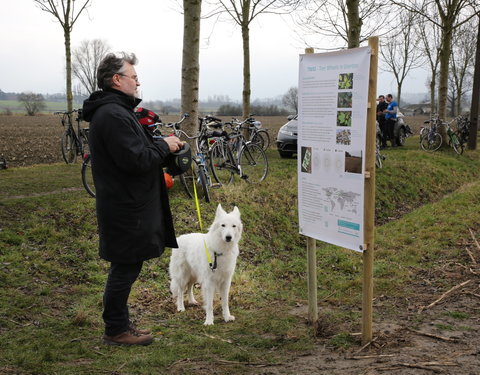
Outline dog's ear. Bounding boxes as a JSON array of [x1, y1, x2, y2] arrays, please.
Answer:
[[216, 204, 226, 217], [232, 206, 241, 218]]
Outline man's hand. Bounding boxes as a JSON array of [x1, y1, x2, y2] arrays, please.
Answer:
[[163, 136, 184, 152]]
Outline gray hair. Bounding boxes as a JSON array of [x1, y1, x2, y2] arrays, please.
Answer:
[[97, 52, 138, 90]]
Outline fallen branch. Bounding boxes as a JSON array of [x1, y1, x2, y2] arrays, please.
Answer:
[[203, 333, 233, 344], [418, 279, 472, 313], [469, 228, 480, 252], [216, 359, 277, 367], [465, 247, 477, 265], [350, 354, 395, 360], [354, 336, 378, 354], [408, 328, 458, 342], [467, 291, 480, 298]]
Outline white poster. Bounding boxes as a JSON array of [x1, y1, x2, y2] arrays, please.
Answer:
[[298, 47, 371, 252]]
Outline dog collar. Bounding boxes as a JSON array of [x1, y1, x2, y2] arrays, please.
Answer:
[[211, 252, 223, 271]]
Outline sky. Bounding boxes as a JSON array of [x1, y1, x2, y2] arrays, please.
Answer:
[[0, 0, 428, 103]]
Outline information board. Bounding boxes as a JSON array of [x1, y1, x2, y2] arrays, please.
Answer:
[[298, 47, 371, 252]]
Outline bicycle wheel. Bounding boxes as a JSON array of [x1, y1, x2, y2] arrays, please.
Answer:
[[181, 161, 210, 202], [210, 141, 234, 185], [61, 129, 77, 164], [179, 173, 193, 198], [251, 129, 270, 151], [81, 155, 96, 197], [239, 143, 268, 183], [420, 132, 442, 151], [198, 164, 211, 203], [449, 133, 464, 155]]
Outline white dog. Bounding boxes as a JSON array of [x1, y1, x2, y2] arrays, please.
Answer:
[[169, 204, 243, 325]]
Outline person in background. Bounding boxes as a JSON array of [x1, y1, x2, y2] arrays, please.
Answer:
[[384, 94, 398, 147], [82, 52, 183, 346], [376, 95, 388, 148]]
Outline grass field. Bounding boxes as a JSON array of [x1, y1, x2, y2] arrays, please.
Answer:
[[1, 130, 480, 374]]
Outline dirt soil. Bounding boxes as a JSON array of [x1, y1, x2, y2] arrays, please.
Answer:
[[253, 263, 480, 375], [2, 114, 478, 374]]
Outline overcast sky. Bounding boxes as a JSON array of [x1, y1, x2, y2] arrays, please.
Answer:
[[1, 0, 427, 102]]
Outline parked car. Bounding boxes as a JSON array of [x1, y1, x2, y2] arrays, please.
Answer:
[[276, 114, 298, 158]]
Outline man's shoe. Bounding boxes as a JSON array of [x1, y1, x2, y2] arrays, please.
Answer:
[[128, 324, 151, 335], [102, 331, 154, 346]]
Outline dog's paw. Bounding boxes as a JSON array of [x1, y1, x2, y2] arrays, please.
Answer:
[[188, 300, 199, 306], [203, 319, 214, 326], [223, 315, 235, 322], [177, 307, 185, 312]]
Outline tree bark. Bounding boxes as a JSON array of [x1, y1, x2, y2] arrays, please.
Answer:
[[469, 15, 480, 150], [241, 0, 251, 119], [181, 0, 202, 136], [64, 25, 73, 113], [346, 0, 361, 48]]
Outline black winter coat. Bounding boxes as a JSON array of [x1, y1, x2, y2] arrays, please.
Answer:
[[82, 89, 178, 264]]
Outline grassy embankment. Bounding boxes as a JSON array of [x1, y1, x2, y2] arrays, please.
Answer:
[[1, 136, 480, 374]]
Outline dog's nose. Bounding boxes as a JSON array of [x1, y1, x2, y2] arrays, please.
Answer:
[[225, 235, 232, 242]]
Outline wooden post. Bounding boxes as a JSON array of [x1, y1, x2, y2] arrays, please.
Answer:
[[305, 47, 318, 324], [362, 37, 379, 345]]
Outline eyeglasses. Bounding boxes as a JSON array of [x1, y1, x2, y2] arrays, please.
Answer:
[[117, 73, 139, 83]]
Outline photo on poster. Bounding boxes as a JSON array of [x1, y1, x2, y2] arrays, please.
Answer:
[[301, 146, 312, 173], [338, 73, 354, 89], [336, 129, 351, 145], [344, 151, 362, 174], [337, 111, 352, 127], [337, 92, 353, 108]]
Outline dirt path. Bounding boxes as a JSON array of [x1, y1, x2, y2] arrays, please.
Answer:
[[253, 264, 480, 375]]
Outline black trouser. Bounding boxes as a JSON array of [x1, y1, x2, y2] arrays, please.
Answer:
[[103, 261, 143, 336], [378, 117, 387, 147], [385, 118, 396, 146]]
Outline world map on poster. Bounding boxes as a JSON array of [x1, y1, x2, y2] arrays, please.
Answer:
[[322, 187, 360, 214]]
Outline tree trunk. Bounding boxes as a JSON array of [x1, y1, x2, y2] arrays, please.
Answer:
[[397, 86, 402, 110], [241, 2, 251, 119], [430, 77, 436, 115], [64, 28, 73, 112], [346, 0, 361, 49], [437, 27, 453, 139], [181, 0, 202, 136], [468, 15, 480, 150]]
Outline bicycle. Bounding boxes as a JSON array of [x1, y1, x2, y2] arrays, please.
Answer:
[[455, 114, 470, 149], [231, 115, 270, 151], [157, 114, 224, 203], [444, 117, 464, 155], [375, 122, 385, 168], [81, 154, 95, 197], [56, 109, 89, 164], [420, 114, 443, 152], [81, 113, 192, 199], [209, 121, 268, 185]]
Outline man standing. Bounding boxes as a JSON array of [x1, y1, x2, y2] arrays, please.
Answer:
[[384, 94, 398, 147], [376, 95, 388, 148], [82, 52, 183, 346]]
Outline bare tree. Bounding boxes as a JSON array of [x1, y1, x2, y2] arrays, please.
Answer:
[[282, 86, 298, 113], [417, 13, 442, 114], [18, 92, 46, 116], [181, 0, 202, 135], [72, 39, 111, 95], [295, 0, 392, 49], [380, 10, 424, 106], [449, 19, 476, 116], [34, 0, 91, 112], [205, 0, 299, 118], [392, 0, 479, 122]]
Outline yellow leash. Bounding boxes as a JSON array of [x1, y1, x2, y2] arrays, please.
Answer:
[[191, 166, 213, 267]]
